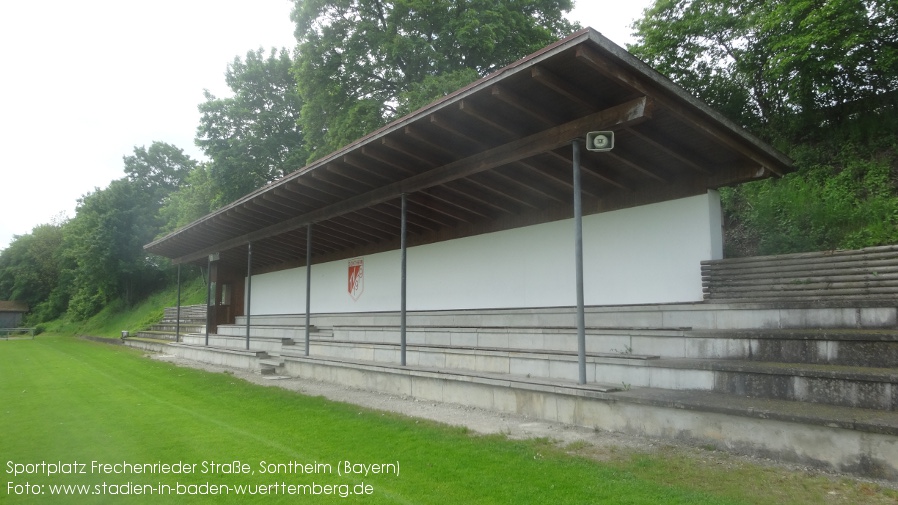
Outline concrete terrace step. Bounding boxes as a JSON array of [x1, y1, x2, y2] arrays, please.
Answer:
[[621, 358, 898, 411], [157, 338, 898, 477], [135, 329, 203, 341], [686, 328, 898, 367], [278, 353, 627, 395], [217, 324, 331, 340], [706, 360, 898, 411], [167, 342, 269, 370], [163, 305, 207, 320], [294, 338, 897, 411], [259, 357, 286, 375], [148, 323, 205, 333], [238, 302, 898, 332], [317, 324, 898, 366], [135, 331, 181, 341], [328, 325, 687, 356], [295, 339, 660, 382], [277, 353, 898, 438], [180, 333, 296, 353]]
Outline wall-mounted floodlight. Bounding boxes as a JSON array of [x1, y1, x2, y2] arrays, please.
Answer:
[[585, 131, 614, 152]]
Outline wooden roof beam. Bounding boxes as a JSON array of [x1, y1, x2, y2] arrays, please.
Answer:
[[421, 185, 503, 219], [491, 165, 568, 204], [531, 66, 596, 111], [545, 151, 635, 191], [381, 136, 446, 168], [260, 192, 308, 213], [457, 100, 520, 138], [403, 125, 462, 159], [467, 171, 549, 208], [530, 156, 604, 200], [275, 185, 332, 208], [307, 224, 364, 249], [447, 177, 535, 213], [405, 197, 468, 227], [341, 154, 403, 183], [604, 150, 669, 183], [370, 201, 437, 234], [311, 167, 371, 194], [625, 127, 712, 175], [490, 85, 559, 127], [320, 219, 385, 244], [360, 147, 418, 176], [291, 176, 353, 201], [429, 114, 491, 148], [335, 212, 400, 237], [575, 45, 788, 176]]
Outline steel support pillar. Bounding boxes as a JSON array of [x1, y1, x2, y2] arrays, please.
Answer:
[[175, 263, 181, 343], [400, 193, 408, 366], [246, 241, 253, 351], [572, 140, 587, 384], [204, 256, 211, 346], [305, 224, 312, 356]]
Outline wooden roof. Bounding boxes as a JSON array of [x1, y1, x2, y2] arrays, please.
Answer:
[[0, 301, 28, 313], [145, 28, 791, 273]]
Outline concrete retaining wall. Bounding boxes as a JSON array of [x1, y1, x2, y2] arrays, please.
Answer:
[[279, 355, 898, 479]]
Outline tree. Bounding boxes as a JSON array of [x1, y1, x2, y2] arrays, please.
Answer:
[[196, 48, 308, 205], [0, 223, 65, 318], [124, 141, 197, 205], [63, 178, 166, 318], [158, 163, 219, 234], [292, 0, 579, 160], [630, 0, 898, 134]]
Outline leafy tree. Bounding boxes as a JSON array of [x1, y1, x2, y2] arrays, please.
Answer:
[[124, 141, 197, 204], [0, 223, 65, 318], [630, 0, 898, 134], [196, 48, 308, 205], [62, 179, 165, 319], [292, 0, 579, 160], [158, 163, 219, 234]]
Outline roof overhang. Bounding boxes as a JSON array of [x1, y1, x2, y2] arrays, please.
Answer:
[[146, 28, 792, 273]]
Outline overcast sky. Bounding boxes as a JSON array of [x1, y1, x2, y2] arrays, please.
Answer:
[[0, 0, 653, 251]]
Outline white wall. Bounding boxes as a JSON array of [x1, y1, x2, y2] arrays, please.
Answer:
[[248, 192, 723, 315]]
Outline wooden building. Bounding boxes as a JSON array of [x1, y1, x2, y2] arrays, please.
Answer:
[[0, 301, 28, 328]]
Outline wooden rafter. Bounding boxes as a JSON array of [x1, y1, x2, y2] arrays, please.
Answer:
[[170, 96, 651, 264]]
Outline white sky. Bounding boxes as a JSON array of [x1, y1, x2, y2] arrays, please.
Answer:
[[0, 0, 653, 251]]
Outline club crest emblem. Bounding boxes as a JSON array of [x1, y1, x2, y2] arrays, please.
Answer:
[[348, 258, 364, 300]]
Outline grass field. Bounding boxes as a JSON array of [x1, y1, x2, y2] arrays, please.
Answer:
[[1, 337, 896, 504]]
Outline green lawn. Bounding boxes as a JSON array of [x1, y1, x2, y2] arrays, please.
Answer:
[[1, 337, 895, 504]]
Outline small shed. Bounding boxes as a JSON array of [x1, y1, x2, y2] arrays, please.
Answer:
[[0, 301, 28, 328]]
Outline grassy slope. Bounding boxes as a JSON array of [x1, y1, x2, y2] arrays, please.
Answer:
[[42, 276, 207, 338], [2, 337, 897, 504]]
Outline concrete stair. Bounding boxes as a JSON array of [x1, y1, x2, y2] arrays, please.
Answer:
[[259, 357, 286, 375], [153, 301, 898, 478], [226, 306, 898, 414], [134, 304, 206, 342]]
